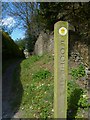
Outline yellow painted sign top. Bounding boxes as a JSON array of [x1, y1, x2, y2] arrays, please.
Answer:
[[59, 27, 67, 36]]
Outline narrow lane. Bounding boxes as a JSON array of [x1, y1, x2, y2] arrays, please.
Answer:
[[2, 60, 22, 118]]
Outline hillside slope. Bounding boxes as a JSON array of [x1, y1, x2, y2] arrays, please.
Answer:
[[10, 54, 88, 118], [2, 31, 24, 59]]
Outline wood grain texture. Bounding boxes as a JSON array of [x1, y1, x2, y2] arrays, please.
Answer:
[[54, 21, 68, 118]]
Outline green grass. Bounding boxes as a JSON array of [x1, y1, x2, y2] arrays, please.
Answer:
[[70, 64, 86, 80], [67, 79, 88, 119], [11, 54, 54, 118], [11, 54, 88, 118], [68, 64, 88, 119]]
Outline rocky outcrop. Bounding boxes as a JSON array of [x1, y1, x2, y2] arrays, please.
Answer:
[[34, 31, 54, 56], [47, 32, 54, 54], [73, 42, 88, 66], [34, 23, 75, 56], [34, 30, 89, 66]]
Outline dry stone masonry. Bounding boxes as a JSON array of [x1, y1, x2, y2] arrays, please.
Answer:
[[34, 30, 88, 68], [34, 31, 54, 56], [74, 42, 88, 66], [34, 31, 49, 56]]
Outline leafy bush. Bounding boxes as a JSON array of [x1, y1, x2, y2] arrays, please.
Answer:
[[78, 91, 89, 108], [32, 69, 51, 81], [70, 64, 86, 80], [68, 64, 88, 118], [67, 79, 88, 118], [2, 31, 24, 59]]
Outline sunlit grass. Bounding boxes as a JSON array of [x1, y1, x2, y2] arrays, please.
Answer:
[[11, 54, 54, 118], [11, 54, 88, 118]]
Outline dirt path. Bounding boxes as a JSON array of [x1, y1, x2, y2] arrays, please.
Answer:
[[2, 60, 22, 118]]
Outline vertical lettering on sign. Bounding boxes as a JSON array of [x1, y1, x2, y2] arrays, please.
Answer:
[[54, 21, 68, 118]]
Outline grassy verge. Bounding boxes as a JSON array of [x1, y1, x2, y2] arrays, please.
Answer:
[[11, 54, 88, 118], [11, 54, 54, 118]]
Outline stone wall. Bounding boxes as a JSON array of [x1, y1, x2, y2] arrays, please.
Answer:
[[34, 31, 48, 56], [47, 32, 54, 54], [34, 30, 89, 66], [73, 42, 88, 66], [34, 23, 76, 56]]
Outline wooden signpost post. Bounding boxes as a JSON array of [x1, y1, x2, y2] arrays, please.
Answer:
[[54, 21, 68, 118]]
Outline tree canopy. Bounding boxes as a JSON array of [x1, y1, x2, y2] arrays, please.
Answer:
[[39, 2, 90, 42], [2, 2, 90, 52]]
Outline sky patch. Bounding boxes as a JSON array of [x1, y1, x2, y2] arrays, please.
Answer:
[[2, 17, 16, 28]]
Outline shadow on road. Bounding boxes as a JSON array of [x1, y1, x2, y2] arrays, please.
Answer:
[[2, 59, 24, 119]]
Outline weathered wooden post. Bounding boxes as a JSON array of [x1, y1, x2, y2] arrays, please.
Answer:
[[54, 21, 68, 118]]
